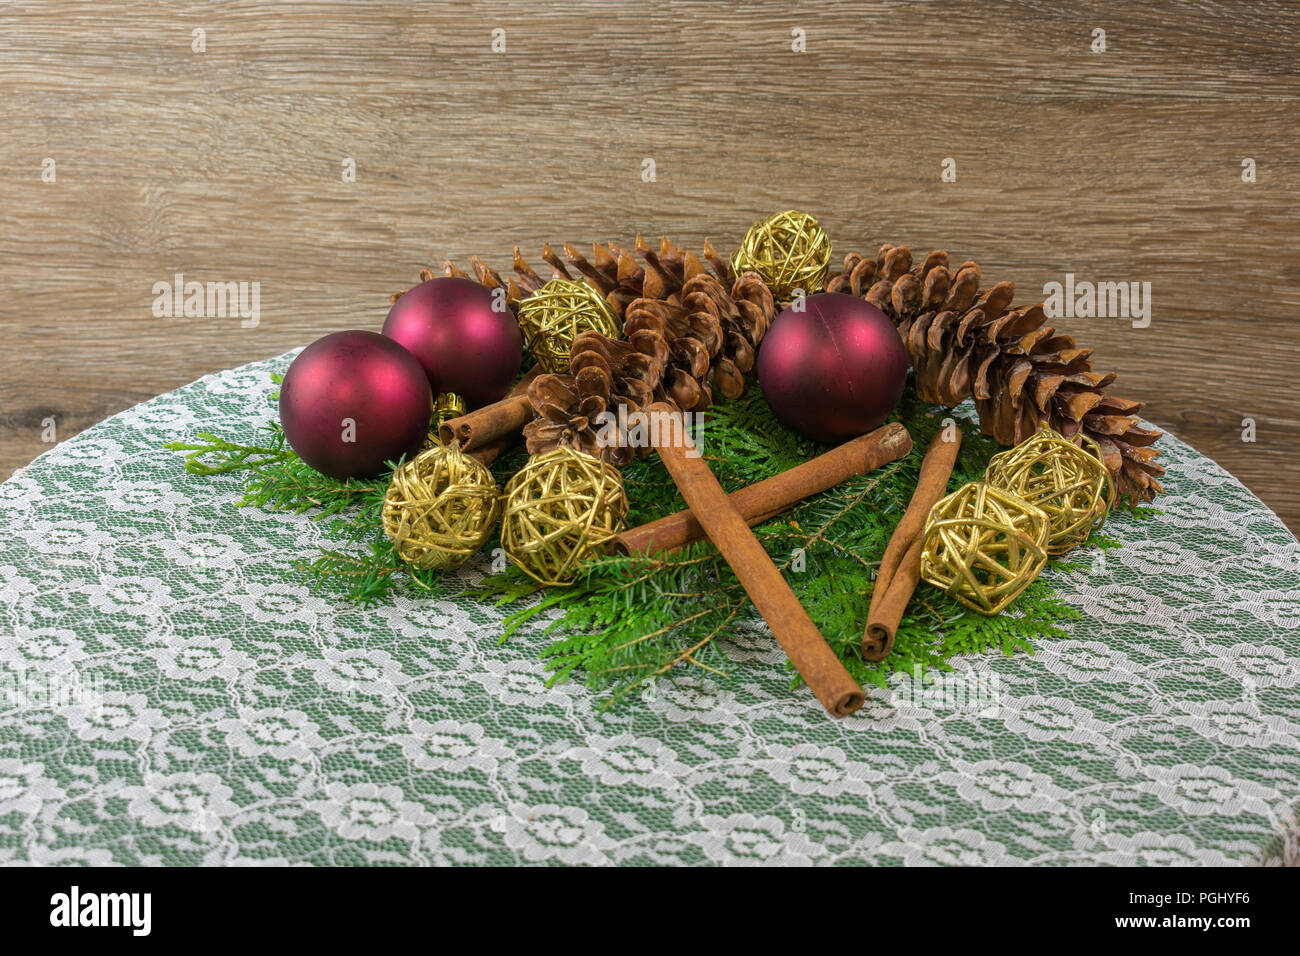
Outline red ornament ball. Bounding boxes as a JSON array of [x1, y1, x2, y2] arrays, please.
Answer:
[[279, 330, 433, 480], [756, 292, 909, 443], [381, 276, 523, 409]]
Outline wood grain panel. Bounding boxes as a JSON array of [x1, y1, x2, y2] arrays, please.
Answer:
[[2, 1, 1297, 532]]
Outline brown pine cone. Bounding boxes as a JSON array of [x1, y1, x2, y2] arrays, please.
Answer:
[[826, 245, 1163, 504], [624, 271, 776, 407], [442, 234, 777, 467], [522, 270, 777, 464], [444, 235, 738, 318], [523, 329, 670, 466]]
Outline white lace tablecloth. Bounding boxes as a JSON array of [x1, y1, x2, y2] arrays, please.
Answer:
[[1, 351, 1298, 866]]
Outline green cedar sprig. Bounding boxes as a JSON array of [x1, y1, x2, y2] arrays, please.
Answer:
[[168, 373, 1120, 708]]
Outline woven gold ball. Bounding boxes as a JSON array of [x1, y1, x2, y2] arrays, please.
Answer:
[[382, 442, 501, 573], [515, 278, 621, 373], [500, 446, 629, 586], [986, 427, 1114, 555], [920, 482, 1050, 616], [731, 209, 832, 301]]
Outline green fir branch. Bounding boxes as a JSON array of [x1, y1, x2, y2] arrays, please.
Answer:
[[296, 536, 406, 604], [460, 386, 1104, 706], [163, 429, 297, 476], [169, 370, 1125, 711]]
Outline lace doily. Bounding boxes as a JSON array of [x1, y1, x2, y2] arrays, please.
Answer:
[[1, 351, 1297, 866]]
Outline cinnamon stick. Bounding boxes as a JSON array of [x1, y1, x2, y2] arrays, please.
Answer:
[[466, 424, 519, 466], [439, 365, 541, 457], [648, 403, 866, 718], [615, 423, 913, 556], [862, 429, 962, 661]]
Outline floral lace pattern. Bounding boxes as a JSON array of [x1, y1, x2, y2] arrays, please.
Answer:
[[0, 352, 1297, 866]]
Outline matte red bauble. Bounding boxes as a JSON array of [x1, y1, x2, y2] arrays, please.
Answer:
[[381, 276, 523, 409], [279, 330, 432, 480], [756, 292, 909, 443]]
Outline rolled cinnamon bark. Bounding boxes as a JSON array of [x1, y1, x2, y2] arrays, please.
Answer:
[[466, 426, 519, 467], [648, 403, 866, 718], [615, 422, 913, 556], [439, 365, 541, 456], [862, 429, 963, 661]]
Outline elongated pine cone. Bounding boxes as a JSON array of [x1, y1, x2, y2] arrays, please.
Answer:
[[825, 245, 1163, 504]]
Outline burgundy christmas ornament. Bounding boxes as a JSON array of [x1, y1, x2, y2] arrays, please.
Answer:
[[756, 292, 909, 443], [279, 330, 433, 480], [381, 276, 523, 409]]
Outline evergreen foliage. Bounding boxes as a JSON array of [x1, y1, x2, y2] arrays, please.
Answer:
[[167, 374, 1136, 709]]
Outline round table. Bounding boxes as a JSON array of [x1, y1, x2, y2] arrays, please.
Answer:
[[2, 352, 1298, 866]]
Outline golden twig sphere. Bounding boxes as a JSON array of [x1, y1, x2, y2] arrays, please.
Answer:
[[500, 446, 629, 586], [731, 209, 832, 301], [516, 278, 622, 373], [382, 442, 501, 573], [986, 426, 1114, 555], [920, 482, 1050, 616]]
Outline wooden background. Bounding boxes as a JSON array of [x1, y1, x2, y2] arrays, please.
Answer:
[[2, 1, 1298, 532]]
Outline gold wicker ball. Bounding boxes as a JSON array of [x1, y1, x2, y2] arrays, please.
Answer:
[[500, 446, 629, 586], [731, 209, 832, 301], [515, 278, 621, 373], [986, 426, 1114, 555], [381, 442, 501, 573], [920, 482, 1050, 616]]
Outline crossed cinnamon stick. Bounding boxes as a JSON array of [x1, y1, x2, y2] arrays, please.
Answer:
[[862, 429, 962, 661], [616, 423, 912, 555], [646, 403, 872, 717], [439, 365, 541, 465], [447, 374, 927, 715]]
